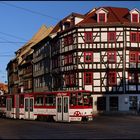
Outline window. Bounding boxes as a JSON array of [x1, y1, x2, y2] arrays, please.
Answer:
[[108, 71, 116, 86], [99, 13, 105, 22], [138, 33, 140, 43], [65, 74, 75, 86], [84, 72, 93, 85], [64, 37, 68, 46], [130, 32, 137, 42], [64, 55, 68, 65], [35, 96, 44, 106], [84, 32, 93, 43], [64, 54, 73, 65], [138, 73, 140, 83], [45, 95, 55, 106], [129, 51, 137, 62], [70, 74, 76, 86], [129, 96, 137, 110], [68, 35, 73, 45], [132, 14, 138, 22], [64, 22, 70, 30], [68, 54, 73, 64], [84, 52, 93, 63], [19, 95, 24, 107], [65, 74, 69, 86], [70, 93, 77, 106], [138, 52, 140, 62], [64, 35, 73, 46], [107, 51, 116, 63], [128, 72, 137, 83], [108, 32, 116, 42]]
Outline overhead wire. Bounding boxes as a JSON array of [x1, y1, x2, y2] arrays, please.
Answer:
[[0, 1, 60, 21], [0, 31, 28, 41]]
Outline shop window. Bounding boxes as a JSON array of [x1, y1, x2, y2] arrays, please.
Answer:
[[128, 72, 138, 84]]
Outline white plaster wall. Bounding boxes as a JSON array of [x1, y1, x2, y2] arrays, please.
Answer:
[[109, 28, 115, 31], [101, 32, 107, 42], [94, 53, 100, 62], [85, 28, 92, 31], [85, 85, 92, 91], [75, 17, 83, 25], [78, 33, 84, 43]]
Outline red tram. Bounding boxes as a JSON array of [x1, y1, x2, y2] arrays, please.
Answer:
[[0, 90, 94, 122]]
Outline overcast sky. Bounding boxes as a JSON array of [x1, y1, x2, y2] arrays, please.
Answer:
[[0, 1, 139, 83]]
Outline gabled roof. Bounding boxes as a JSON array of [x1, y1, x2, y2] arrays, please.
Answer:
[[50, 12, 85, 35], [130, 8, 140, 13], [78, 7, 131, 26], [95, 7, 109, 14], [16, 25, 53, 65]]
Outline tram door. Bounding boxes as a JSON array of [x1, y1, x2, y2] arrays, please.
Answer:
[[24, 97, 34, 120], [15, 95, 19, 119], [56, 96, 69, 122], [6, 98, 12, 117]]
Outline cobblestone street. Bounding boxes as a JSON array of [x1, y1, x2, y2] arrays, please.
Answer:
[[0, 115, 140, 139]]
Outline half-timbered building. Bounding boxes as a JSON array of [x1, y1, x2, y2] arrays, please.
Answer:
[[50, 7, 140, 113]]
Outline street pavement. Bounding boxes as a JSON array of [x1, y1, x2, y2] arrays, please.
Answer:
[[0, 115, 140, 139]]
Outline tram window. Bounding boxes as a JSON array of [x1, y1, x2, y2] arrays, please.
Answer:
[[19, 95, 24, 107], [70, 93, 77, 106], [45, 95, 55, 106], [0, 97, 3, 107], [35, 96, 44, 106], [7, 99, 12, 111], [0, 96, 6, 107], [83, 95, 92, 106], [78, 93, 83, 106], [12, 96, 14, 108], [64, 97, 68, 113]]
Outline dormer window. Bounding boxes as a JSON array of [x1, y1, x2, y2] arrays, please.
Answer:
[[130, 8, 140, 23], [132, 14, 138, 22], [64, 21, 70, 30], [99, 13, 105, 22], [96, 8, 108, 23]]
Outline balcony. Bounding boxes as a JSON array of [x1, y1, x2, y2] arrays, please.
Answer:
[[14, 80, 19, 84], [23, 73, 32, 78], [33, 55, 44, 63], [33, 69, 45, 77], [34, 86, 49, 92], [18, 70, 24, 76]]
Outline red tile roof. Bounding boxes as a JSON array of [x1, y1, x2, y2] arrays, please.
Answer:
[[50, 12, 84, 35], [78, 7, 131, 26]]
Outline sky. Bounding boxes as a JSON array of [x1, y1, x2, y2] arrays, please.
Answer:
[[0, 1, 140, 83]]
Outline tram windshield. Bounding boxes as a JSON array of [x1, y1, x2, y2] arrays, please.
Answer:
[[70, 92, 92, 106]]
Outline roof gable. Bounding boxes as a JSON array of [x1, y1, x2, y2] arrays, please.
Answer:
[[96, 7, 108, 14], [130, 8, 140, 14]]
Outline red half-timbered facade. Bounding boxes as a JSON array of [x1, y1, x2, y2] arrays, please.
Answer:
[[50, 7, 140, 113]]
